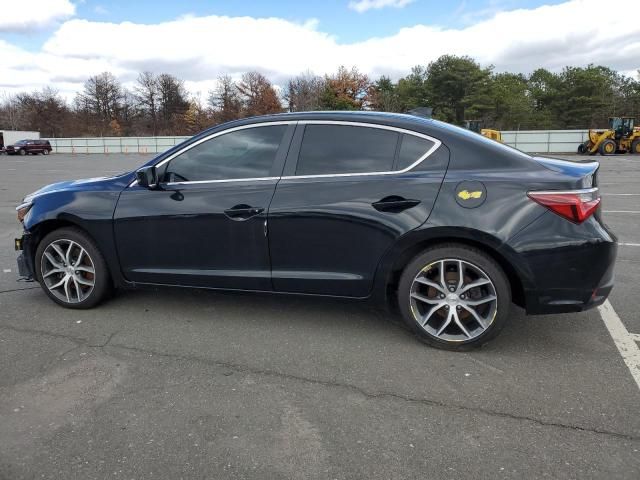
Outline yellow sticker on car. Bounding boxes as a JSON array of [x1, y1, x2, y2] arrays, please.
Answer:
[[457, 190, 483, 200]]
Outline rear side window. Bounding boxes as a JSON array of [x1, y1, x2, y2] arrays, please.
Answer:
[[164, 125, 286, 182], [296, 125, 398, 176], [396, 134, 436, 170]]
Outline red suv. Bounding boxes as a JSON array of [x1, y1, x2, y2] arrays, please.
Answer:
[[6, 139, 52, 155]]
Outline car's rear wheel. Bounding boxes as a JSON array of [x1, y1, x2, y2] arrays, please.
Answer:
[[35, 227, 111, 309], [397, 244, 511, 350], [42, 149, 49, 155], [631, 140, 640, 155]]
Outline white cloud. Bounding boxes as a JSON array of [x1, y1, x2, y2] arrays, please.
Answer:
[[348, 0, 414, 13], [0, 0, 638, 99], [94, 5, 108, 15], [0, 0, 75, 32]]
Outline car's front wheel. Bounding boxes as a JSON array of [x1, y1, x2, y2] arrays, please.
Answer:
[[35, 227, 111, 309], [19, 149, 26, 156], [397, 244, 511, 350]]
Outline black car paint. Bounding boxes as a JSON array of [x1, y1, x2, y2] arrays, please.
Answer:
[[17, 112, 616, 314]]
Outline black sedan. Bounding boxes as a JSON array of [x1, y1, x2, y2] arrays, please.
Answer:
[[14, 112, 616, 349]]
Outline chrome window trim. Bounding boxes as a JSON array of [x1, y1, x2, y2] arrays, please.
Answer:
[[164, 177, 279, 186], [128, 119, 442, 187], [282, 120, 441, 180], [128, 121, 295, 187]]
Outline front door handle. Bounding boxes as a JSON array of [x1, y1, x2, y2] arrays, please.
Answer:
[[372, 196, 421, 213], [224, 204, 264, 220]]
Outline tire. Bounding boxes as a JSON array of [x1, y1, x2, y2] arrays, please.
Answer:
[[19, 148, 26, 156], [577, 143, 588, 154], [599, 139, 616, 156], [35, 227, 111, 309], [42, 149, 49, 155], [397, 244, 511, 350], [631, 140, 640, 155]]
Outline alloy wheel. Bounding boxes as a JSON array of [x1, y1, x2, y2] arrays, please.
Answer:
[[40, 239, 95, 304], [409, 258, 498, 342]]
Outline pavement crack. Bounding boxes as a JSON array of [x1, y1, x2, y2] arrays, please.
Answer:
[[0, 324, 87, 344], [2, 323, 639, 442], [88, 330, 120, 348], [0, 286, 40, 294], [104, 341, 640, 443]]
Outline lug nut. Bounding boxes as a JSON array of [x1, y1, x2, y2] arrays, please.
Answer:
[[460, 294, 465, 299]]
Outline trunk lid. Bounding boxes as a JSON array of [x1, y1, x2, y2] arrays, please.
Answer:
[[533, 156, 599, 188]]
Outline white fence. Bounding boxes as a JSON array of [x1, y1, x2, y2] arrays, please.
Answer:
[[45, 136, 190, 154], [501, 130, 588, 154], [45, 130, 589, 155]]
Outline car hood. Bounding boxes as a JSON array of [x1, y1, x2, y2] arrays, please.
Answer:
[[23, 174, 132, 203]]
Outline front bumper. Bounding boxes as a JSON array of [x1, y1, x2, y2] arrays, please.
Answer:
[[15, 233, 35, 281]]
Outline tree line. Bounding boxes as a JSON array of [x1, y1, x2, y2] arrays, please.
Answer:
[[1, 55, 639, 138]]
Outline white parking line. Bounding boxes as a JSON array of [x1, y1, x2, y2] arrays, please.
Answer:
[[604, 211, 640, 214], [598, 300, 640, 391], [618, 243, 640, 247], [630, 333, 640, 343], [602, 193, 640, 196]]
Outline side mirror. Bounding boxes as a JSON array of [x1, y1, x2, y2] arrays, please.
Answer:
[[136, 166, 158, 189]]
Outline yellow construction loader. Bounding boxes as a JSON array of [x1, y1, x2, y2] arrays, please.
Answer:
[[578, 117, 640, 156], [465, 120, 502, 142]]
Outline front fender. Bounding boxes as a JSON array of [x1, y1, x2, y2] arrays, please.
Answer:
[[21, 175, 132, 287]]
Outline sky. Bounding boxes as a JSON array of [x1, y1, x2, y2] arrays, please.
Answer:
[[1, 0, 639, 99]]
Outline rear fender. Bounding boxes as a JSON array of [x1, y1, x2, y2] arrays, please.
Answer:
[[371, 226, 533, 306]]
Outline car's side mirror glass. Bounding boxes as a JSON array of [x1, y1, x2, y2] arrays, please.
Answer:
[[135, 166, 158, 189]]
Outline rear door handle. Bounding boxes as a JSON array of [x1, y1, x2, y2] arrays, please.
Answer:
[[224, 204, 264, 220], [372, 196, 421, 213]]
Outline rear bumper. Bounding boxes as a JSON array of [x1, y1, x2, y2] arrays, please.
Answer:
[[505, 212, 617, 315], [523, 254, 615, 314]]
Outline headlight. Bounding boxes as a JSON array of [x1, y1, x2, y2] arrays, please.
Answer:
[[16, 202, 33, 223]]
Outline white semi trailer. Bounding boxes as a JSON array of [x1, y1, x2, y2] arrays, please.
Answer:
[[0, 130, 40, 150]]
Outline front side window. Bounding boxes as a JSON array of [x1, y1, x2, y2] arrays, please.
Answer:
[[296, 125, 398, 176], [164, 125, 286, 182]]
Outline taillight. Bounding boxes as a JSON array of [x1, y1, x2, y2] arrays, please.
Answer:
[[527, 188, 600, 224]]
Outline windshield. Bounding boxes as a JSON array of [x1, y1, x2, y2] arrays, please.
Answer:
[[14, 140, 27, 145]]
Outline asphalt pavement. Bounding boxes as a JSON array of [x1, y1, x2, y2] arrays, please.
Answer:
[[1, 152, 639, 479]]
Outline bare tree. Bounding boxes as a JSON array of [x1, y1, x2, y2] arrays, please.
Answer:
[[0, 92, 22, 130], [156, 73, 189, 133], [208, 75, 243, 123], [76, 72, 123, 135], [134, 71, 159, 135], [285, 72, 325, 112], [14, 87, 70, 137]]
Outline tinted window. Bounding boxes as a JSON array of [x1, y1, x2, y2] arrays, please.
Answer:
[[397, 134, 436, 170], [165, 125, 286, 182], [296, 125, 398, 176]]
